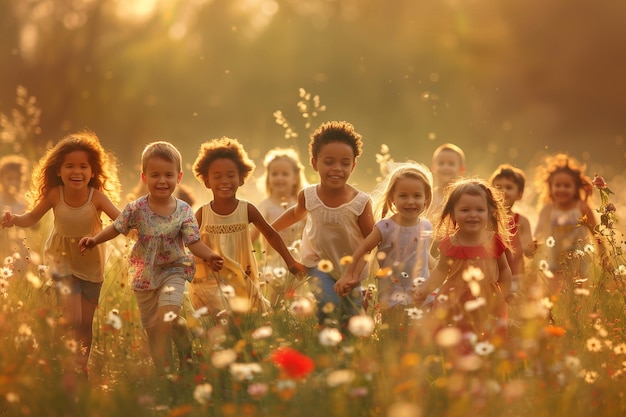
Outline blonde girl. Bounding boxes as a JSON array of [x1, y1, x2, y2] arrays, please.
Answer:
[[189, 138, 306, 317], [533, 154, 597, 291], [1, 130, 121, 375], [250, 147, 308, 301], [335, 162, 434, 329], [415, 178, 512, 343]]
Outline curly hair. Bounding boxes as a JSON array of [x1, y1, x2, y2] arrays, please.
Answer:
[[308, 121, 363, 161], [534, 153, 593, 207], [192, 137, 255, 185], [27, 130, 120, 208]]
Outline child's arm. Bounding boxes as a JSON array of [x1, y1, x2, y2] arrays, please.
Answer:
[[497, 252, 513, 300], [79, 224, 121, 252], [414, 253, 449, 302], [533, 204, 552, 242], [357, 199, 375, 238], [248, 203, 306, 276], [517, 214, 535, 257], [334, 226, 382, 297], [272, 190, 307, 232], [187, 240, 224, 272], [92, 190, 121, 222], [1, 194, 54, 228]]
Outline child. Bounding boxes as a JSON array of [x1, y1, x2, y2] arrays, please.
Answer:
[[415, 178, 512, 343], [533, 153, 597, 292], [188, 137, 306, 317], [0, 155, 30, 273], [79, 141, 224, 375], [272, 121, 374, 326], [1, 131, 121, 375], [490, 164, 534, 291], [335, 162, 434, 330], [426, 143, 466, 224], [250, 147, 308, 302], [0, 154, 29, 214]]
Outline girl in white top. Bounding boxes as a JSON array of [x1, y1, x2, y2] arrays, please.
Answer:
[[335, 163, 434, 328], [250, 148, 308, 302], [534, 153, 598, 292], [189, 137, 306, 317], [273, 121, 374, 326], [1, 131, 121, 375]]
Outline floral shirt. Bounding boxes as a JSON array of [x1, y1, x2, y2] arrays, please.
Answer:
[[114, 195, 200, 290]]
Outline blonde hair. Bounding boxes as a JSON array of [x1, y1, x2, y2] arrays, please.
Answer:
[[434, 178, 511, 243], [258, 147, 308, 197], [373, 162, 433, 220], [141, 141, 182, 173], [432, 143, 466, 167], [534, 153, 593, 208]]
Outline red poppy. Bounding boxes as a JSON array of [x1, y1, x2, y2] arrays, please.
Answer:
[[271, 347, 315, 379]]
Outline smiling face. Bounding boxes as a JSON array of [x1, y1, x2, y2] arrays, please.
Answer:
[[141, 156, 182, 201], [267, 158, 298, 199], [312, 141, 355, 190], [549, 172, 578, 209], [58, 150, 94, 191], [452, 192, 489, 236], [205, 158, 241, 202], [391, 177, 427, 223]]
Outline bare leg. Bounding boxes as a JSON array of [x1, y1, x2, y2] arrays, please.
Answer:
[[145, 304, 183, 375]]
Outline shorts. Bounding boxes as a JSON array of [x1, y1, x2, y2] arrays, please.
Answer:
[[134, 272, 187, 329], [56, 275, 103, 304]]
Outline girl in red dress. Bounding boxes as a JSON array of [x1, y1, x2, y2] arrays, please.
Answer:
[[415, 178, 513, 345]]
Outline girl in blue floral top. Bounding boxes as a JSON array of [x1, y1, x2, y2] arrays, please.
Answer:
[[80, 141, 223, 376]]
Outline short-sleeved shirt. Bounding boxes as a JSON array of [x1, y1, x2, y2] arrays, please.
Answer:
[[114, 195, 200, 290]]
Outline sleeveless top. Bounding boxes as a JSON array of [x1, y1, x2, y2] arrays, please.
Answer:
[[376, 217, 432, 309], [257, 197, 305, 269], [196, 200, 259, 282], [301, 185, 370, 281], [44, 187, 104, 282]]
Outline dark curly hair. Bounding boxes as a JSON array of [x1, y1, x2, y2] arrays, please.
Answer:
[[308, 121, 363, 161], [192, 137, 256, 185]]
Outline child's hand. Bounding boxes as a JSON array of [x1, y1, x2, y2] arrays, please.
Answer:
[[208, 255, 224, 272], [334, 274, 358, 297], [288, 262, 307, 280], [78, 236, 96, 253], [1, 212, 15, 228]]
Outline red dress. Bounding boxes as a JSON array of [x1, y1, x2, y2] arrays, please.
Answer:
[[434, 232, 508, 341]]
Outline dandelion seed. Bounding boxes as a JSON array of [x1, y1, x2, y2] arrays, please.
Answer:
[[406, 307, 423, 320], [435, 327, 462, 348], [474, 341, 495, 356], [193, 383, 213, 405], [464, 297, 486, 311], [462, 265, 484, 282], [326, 369, 355, 387], [586, 337, 602, 352], [211, 349, 237, 369], [317, 259, 333, 273], [163, 311, 178, 322], [319, 327, 343, 346], [348, 315, 375, 337], [251, 325, 273, 340]]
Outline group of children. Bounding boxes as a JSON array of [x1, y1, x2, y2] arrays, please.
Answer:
[[0, 123, 601, 386]]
